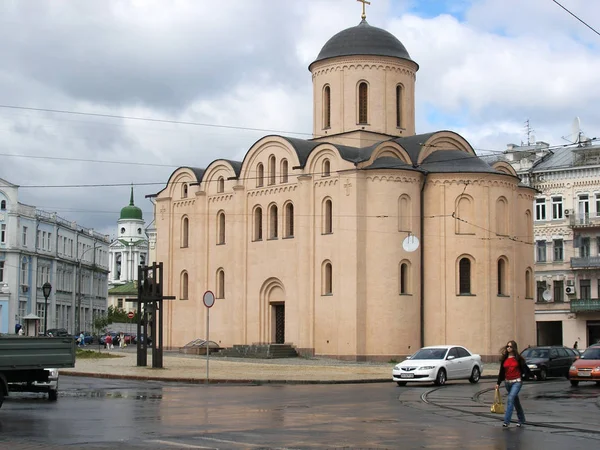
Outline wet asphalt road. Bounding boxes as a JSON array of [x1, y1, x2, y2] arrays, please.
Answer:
[[0, 377, 598, 449]]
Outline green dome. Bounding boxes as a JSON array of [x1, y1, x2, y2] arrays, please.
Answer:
[[120, 186, 143, 220]]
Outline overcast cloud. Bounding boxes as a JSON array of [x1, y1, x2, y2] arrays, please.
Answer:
[[1, 0, 599, 238]]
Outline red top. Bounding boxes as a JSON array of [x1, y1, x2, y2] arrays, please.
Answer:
[[503, 357, 521, 380]]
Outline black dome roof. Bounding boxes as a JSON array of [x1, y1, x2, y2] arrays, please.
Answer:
[[310, 20, 417, 69]]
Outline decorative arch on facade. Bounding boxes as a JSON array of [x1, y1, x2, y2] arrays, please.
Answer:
[[455, 194, 474, 234], [0, 199, 5, 210], [492, 161, 518, 176], [457, 255, 475, 295], [238, 137, 300, 189], [164, 169, 197, 200], [256, 163, 264, 187], [304, 145, 346, 177], [283, 201, 294, 238], [217, 210, 226, 245], [357, 80, 369, 124], [399, 260, 411, 295], [359, 141, 412, 167], [322, 197, 333, 234], [268, 154, 276, 185], [497, 256, 509, 296], [525, 210, 533, 242], [495, 197, 509, 236], [216, 268, 225, 299], [322, 159, 331, 177], [525, 267, 533, 299], [268, 203, 278, 239], [201, 161, 238, 195], [398, 194, 412, 232], [180, 271, 189, 300], [217, 176, 225, 193], [181, 216, 189, 248], [258, 277, 286, 343], [253, 205, 263, 241], [418, 131, 477, 164], [280, 159, 289, 183], [323, 84, 331, 129], [322, 260, 333, 295]]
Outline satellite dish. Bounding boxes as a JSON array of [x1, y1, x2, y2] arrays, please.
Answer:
[[402, 235, 419, 252], [571, 117, 582, 144], [542, 290, 552, 302]]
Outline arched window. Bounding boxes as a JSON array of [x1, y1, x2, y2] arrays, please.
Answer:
[[525, 268, 533, 299], [322, 159, 331, 177], [269, 204, 278, 239], [217, 177, 225, 193], [181, 217, 189, 248], [217, 211, 225, 244], [322, 261, 332, 295], [280, 159, 289, 183], [182, 183, 188, 198], [257, 163, 264, 187], [323, 85, 331, 128], [456, 196, 474, 234], [253, 206, 263, 241], [323, 199, 333, 234], [525, 210, 533, 242], [396, 84, 403, 128], [497, 257, 507, 296], [496, 197, 508, 236], [459, 257, 471, 295], [268, 155, 276, 185], [180, 271, 188, 300], [358, 82, 368, 124], [284, 202, 294, 238], [216, 269, 225, 299], [398, 195, 411, 231], [0, 200, 6, 210], [400, 261, 410, 294]]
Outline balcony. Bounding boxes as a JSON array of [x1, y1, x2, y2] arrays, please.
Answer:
[[571, 256, 600, 269], [569, 213, 600, 228], [570, 299, 600, 313]]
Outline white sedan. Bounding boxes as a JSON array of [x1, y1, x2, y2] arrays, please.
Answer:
[[392, 345, 483, 386]]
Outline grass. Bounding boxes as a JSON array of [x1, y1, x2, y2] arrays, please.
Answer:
[[388, 359, 398, 364], [76, 348, 123, 359]]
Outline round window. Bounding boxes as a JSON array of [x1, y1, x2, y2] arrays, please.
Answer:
[[120, 227, 126, 234], [137, 228, 142, 234]]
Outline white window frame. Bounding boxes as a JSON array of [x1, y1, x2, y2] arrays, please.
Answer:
[[552, 196, 563, 220], [535, 198, 546, 221], [22, 226, 28, 246]]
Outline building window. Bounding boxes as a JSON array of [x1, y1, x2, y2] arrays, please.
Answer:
[[0, 200, 5, 210], [578, 194, 589, 223], [322, 261, 332, 295], [1, 224, 6, 244], [323, 199, 333, 234], [253, 206, 263, 241], [322, 159, 331, 177], [284, 202, 294, 238], [458, 257, 471, 295], [256, 163, 264, 187], [117, 298, 124, 309], [21, 260, 27, 286], [525, 268, 533, 299], [0, 261, 4, 282], [217, 177, 225, 193], [497, 258, 507, 296], [536, 241, 547, 262], [137, 228, 142, 234], [396, 84, 403, 128], [597, 236, 600, 255], [323, 85, 331, 128], [580, 237, 591, 258], [400, 262, 410, 294], [216, 269, 225, 299], [22, 226, 28, 246], [553, 281, 564, 303], [181, 272, 188, 300], [535, 198, 546, 221], [182, 183, 188, 198], [596, 193, 600, 216], [537, 281, 547, 302], [552, 196, 563, 220], [580, 279, 591, 299], [217, 211, 226, 245], [456, 196, 473, 234], [358, 82, 368, 124], [553, 239, 564, 261], [398, 195, 411, 231], [280, 159, 289, 183], [181, 217, 189, 248], [496, 197, 508, 236], [269, 204, 278, 239], [268, 155, 276, 185]]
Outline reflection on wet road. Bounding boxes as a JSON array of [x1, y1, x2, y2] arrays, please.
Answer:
[[0, 377, 598, 449]]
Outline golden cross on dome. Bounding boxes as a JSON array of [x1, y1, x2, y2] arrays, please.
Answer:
[[357, 0, 371, 20]]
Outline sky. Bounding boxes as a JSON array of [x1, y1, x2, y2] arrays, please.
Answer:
[[1, 0, 599, 239]]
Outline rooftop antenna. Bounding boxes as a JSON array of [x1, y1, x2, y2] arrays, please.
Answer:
[[572, 116, 583, 146], [524, 119, 535, 146]]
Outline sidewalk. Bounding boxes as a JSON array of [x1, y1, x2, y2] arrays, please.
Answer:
[[62, 349, 501, 384]]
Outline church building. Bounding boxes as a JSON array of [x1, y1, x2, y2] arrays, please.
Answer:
[[152, 10, 536, 361]]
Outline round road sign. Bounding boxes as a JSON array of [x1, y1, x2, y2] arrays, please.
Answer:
[[127, 311, 135, 319], [203, 290, 215, 308]]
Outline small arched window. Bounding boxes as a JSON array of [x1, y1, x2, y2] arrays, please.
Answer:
[[396, 84, 403, 128], [322, 159, 331, 177], [253, 206, 263, 241], [456, 196, 474, 234], [525, 210, 533, 242], [323, 199, 333, 234], [180, 271, 188, 300], [217, 177, 225, 193], [322, 261, 333, 295], [400, 262, 410, 294], [257, 163, 264, 187], [181, 217, 189, 248], [0, 200, 6, 210], [358, 82, 368, 124], [398, 195, 411, 231], [269, 204, 278, 239], [182, 183, 188, 198], [496, 197, 508, 236], [284, 202, 294, 238], [280, 159, 289, 183], [217, 211, 226, 245], [497, 257, 507, 296], [323, 85, 331, 128], [216, 269, 225, 299], [459, 257, 471, 295], [525, 268, 533, 299], [268, 155, 276, 185]]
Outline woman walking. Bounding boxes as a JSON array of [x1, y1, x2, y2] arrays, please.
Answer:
[[496, 340, 529, 427]]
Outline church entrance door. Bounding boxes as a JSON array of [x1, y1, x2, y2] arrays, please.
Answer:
[[273, 303, 285, 344]]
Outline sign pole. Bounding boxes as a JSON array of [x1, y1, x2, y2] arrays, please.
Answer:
[[202, 291, 215, 385]]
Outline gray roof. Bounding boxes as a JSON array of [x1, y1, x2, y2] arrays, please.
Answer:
[[531, 147, 574, 171], [419, 150, 499, 174], [310, 20, 417, 70]]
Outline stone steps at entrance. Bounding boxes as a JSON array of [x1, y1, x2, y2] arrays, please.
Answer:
[[215, 343, 298, 359]]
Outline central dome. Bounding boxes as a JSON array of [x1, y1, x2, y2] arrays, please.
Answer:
[[310, 19, 417, 70]]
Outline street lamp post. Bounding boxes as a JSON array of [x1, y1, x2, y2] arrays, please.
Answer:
[[42, 282, 52, 335]]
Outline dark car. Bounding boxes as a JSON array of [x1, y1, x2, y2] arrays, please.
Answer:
[[521, 346, 578, 381], [46, 328, 70, 337]]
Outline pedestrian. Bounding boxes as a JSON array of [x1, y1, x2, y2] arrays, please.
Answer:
[[105, 334, 113, 350], [573, 341, 578, 350], [496, 340, 530, 428], [17, 325, 24, 336], [119, 332, 124, 349], [78, 332, 85, 347]]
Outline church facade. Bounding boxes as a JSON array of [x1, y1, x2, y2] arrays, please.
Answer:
[[153, 16, 536, 361]]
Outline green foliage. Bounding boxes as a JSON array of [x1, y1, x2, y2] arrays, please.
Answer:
[[93, 306, 140, 335], [76, 348, 123, 359], [388, 359, 398, 364]]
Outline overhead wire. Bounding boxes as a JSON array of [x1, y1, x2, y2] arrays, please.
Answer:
[[551, 0, 600, 37]]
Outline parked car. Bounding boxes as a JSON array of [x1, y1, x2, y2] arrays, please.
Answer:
[[8, 368, 59, 401], [74, 332, 94, 345], [521, 346, 578, 381], [46, 328, 70, 337], [392, 345, 483, 386], [568, 344, 600, 386]]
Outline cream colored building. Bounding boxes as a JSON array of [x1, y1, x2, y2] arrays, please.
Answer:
[[152, 16, 536, 361]]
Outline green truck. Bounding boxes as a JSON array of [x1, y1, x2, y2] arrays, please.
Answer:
[[0, 336, 76, 408]]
